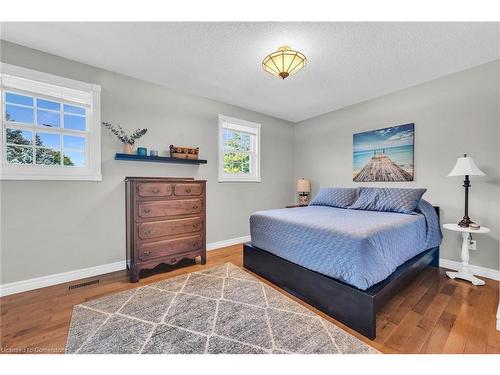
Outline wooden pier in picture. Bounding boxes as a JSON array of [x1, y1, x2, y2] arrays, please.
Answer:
[[353, 153, 413, 182]]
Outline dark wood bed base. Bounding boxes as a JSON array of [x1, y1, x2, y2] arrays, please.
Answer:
[[243, 206, 441, 340]]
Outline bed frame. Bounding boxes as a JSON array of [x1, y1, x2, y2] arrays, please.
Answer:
[[243, 206, 440, 340]]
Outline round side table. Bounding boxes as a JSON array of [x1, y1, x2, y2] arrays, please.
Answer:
[[443, 223, 490, 286]]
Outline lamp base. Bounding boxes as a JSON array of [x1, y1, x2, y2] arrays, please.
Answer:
[[458, 216, 474, 228], [298, 194, 309, 206]]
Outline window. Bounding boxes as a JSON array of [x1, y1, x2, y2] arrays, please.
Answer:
[[218, 114, 261, 182], [1, 63, 101, 180]]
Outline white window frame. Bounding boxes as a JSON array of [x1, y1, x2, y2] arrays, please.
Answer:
[[0, 63, 102, 181], [218, 114, 261, 182]]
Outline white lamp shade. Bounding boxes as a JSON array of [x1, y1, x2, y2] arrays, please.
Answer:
[[448, 155, 485, 177], [296, 178, 311, 193]]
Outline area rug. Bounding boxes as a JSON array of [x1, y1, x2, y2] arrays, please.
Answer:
[[65, 262, 378, 354]]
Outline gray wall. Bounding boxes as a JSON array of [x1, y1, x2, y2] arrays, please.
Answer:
[[294, 60, 500, 270], [0, 41, 295, 284]]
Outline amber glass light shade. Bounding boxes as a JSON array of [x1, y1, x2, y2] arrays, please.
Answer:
[[262, 46, 307, 79]]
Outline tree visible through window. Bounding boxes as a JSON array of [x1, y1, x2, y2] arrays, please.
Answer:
[[3, 92, 86, 167], [1, 63, 101, 180], [6, 127, 75, 166], [223, 129, 251, 174], [219, 114, 260, 182]]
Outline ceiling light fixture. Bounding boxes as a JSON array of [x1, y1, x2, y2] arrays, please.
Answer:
[[262, 45, 307, 80]]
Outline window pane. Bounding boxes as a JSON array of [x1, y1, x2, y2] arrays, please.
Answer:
[[63, 135, 85, 151], [223, 129, 251, 151], [6, 92, 33, 106], [37, 109, 60, 127], [6, 145, 33, 164], [224, 161, 234, 173], [36, 148, 61, 165], [240, 134, 251, 151], [223, 154, 233, 173], [64, 104, 86, 115], [231, 161, 242, 173], [37, 98, 60, 111], [64, 114, 86, 131], [36, 132, 60, 150], [5, 104, 34, 123], [223, 129, 232, 146], [6, 128, 32, 145], [223, 152, 250, 174], [242, 158, 250, 173], [63, 151, 85, 167]]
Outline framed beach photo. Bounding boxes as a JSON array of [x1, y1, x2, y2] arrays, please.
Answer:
[[353, 123, 414, 182]]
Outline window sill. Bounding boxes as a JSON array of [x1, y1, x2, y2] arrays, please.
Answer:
[[218, 177, 261, 183]]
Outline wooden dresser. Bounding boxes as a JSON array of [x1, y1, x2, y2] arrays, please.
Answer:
[[125, 177, 206, 282]]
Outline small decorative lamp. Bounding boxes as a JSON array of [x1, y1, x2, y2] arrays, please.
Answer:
[[296, 178, 311, 206], [448, 154, 485, 227]]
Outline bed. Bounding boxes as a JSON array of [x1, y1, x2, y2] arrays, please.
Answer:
[[243, 189, 442, 339]]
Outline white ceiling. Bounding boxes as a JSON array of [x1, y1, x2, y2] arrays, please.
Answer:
[[1, 22, 499, 122]]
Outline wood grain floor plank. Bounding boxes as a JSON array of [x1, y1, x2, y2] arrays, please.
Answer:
[[463, 282, 499, 354], [400, 286, 452, 353], [385, 310, 424, 351], [412, 272, 442, 315], [375, 314, 398, 344], [419, 280, 467, 353], [387, 270, 436, 326], [441, 287, 481, 353]]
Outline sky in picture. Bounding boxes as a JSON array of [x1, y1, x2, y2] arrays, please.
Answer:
[[353, 123, 414, 153]]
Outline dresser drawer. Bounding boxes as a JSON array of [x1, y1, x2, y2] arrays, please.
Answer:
[[137, 199, 202, 219], [137, 217, 203, 240], [174, 183, 202, 196], [137, 234, 202, 261], [137, 182, 172, 197]]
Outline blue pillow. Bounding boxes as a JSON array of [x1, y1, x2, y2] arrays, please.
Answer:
[[348, 187, 427, 214], [309, 188, 359, 209]]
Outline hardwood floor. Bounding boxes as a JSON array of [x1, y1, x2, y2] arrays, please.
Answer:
[[1, 244, 499, 354]]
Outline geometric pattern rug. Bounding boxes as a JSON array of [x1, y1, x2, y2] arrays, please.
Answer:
[[65, 263, 378, 354]]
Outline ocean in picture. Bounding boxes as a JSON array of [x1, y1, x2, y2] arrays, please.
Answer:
[[353, 124, 414, 182]]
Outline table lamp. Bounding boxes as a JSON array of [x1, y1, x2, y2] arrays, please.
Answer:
[[296, 178, 311, 206], [447, 154, 485, 227]]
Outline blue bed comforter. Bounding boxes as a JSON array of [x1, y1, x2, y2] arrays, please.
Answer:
[[249, 200, 442, 290]]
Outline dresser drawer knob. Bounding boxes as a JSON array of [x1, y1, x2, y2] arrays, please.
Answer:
[[192, 223, 200, 229], [143, 208, 151, 213], [192, 241, 200, 247], [143, 250, 151, 256], [152, 189, 160, 194], [192, 205, 199, 210], [144, 229, 152, 235], [185, 188, 192, 193]]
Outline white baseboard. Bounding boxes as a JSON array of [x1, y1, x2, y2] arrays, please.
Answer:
[[206, 235, 251, 251], [0, 260, 126, 297], [439, 258, 500, 281], [0, 236, 251, 297]]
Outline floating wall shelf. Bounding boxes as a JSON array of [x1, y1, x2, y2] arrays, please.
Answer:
[[115, 153, 207, 165]]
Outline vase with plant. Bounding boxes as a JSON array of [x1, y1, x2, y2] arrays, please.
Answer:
[[102, 122, 148, 154]]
